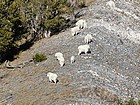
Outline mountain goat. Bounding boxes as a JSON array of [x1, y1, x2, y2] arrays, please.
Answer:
[[55, 52, 65, 67], [71, 26, 80, 36], [84, 34, 93, 44], [76, 19, 87, 29], [59, 57, 65, 67], [70, 56, 75, 64], [55, 52, 63, 60], [47, 72, 58, 83], [106, 0, 116, 10], [78, 45, 90, 55]]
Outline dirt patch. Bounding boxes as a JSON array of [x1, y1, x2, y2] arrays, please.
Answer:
[[85, 0, 96, 6]]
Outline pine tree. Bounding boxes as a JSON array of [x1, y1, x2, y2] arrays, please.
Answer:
[[0, 0, 26, 62], [0, 0, 80, 63], [19, 0, 70, 40]]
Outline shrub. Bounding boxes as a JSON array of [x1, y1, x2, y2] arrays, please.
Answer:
[[32, 53, 47, 62], [78, 0, 86, 8], [117, 95, 140, 105]]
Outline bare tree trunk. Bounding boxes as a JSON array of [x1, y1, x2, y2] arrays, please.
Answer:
[[68, 0, 78, 8], [5, 59, 33, 69], [44, 29, 51, 38]]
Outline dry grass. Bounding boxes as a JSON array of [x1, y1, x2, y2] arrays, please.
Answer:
[[85, 0, 96, 6], [94, 87, 119, 102]]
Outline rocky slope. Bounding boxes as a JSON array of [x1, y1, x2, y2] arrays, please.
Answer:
[[0, 0, 140, 105]]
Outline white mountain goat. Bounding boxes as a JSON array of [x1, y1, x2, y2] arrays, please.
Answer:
[[59, 56, 65, 67], [78, 45, 90, 55], [47, 72, 58, 83], [70, 56, 75, 64], [55, 52, 65, 67], [55, 52, 63, 60], [84, 34, 93, 44], [106, 0, 116, 10], [71, 26, 80, 36], [76, 19, 87, 29]]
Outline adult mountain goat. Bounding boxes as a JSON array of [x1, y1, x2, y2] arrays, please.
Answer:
[[55, 52, 63, 60], [78, 45, 90, 55], [59, 57, 65, 67], [47, 72, 58, 83], [84, 34, 93, 44], [76, 19, 87, 29], [71, 26, 80, 36], [55, 52, 65, 67]]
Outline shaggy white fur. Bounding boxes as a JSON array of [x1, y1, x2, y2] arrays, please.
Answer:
[[71, 26, 80, 36], [76, 19, 87, 29], [84, 34, 93, 44], [78, 45, 90, 55], [70, 56, 75, 64], [55, 52, 63, 59], [55, 52, 65, 67], [47, 72, 58, 83], [59, 57, 65, 67]]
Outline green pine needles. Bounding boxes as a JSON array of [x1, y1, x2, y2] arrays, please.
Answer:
[[32, 53, 47, 62], [0, 0, 86, 63]]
